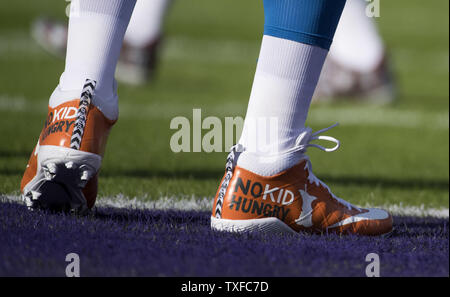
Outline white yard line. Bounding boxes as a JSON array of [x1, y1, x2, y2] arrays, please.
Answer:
[[0, 95, 448, 130], [370, 203, 449, 219], [2, 194, 448, 218], [2, 32, 448, 74], [308, 106, 449, 130], [0, 32, 259, 63]]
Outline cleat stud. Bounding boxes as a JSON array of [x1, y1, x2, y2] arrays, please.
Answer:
[[65, 161, 74, 169], [44, 171, 54, 180], [47, 163, 57, 174], [80, 170, 89, 181], [31, 190, 42, 201]]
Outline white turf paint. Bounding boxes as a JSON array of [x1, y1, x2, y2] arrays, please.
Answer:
[[0, 95, 448, 130], [2, 32, 449, 74], [2, 194, 448, 218]]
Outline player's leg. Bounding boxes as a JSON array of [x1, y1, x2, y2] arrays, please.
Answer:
[[314, 0, 395, 102], [21, 0, 136, 213], [211, 0, 392, 235], [117, 0, 172, 84]]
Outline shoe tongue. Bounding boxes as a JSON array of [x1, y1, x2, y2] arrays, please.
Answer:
[[288, 157, 310, 178]]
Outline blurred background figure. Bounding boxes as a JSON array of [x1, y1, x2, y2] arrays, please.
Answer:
[[31, 0, 394, 102], [32, 0, 171, 85], [313, 0, 396, 103]]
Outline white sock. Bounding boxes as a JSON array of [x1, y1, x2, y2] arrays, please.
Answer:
[[49, 0, 136, 120], [328, 0, 384, 73], [124, 0, 170, 48], [237, 35, 328, 176]]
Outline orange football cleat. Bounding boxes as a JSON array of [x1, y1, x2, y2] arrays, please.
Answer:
[[211, 125, 393, 236], [21, 80, 115, 214]]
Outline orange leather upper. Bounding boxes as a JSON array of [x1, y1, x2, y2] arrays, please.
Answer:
[[39, 100, 115, 156]]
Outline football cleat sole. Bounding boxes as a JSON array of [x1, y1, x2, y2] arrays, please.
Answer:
[[25, 181, 73, 213], [22, 145, 101, 215]]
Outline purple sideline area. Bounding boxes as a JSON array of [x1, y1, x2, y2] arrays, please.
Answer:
[[0, 201, 448, 277]]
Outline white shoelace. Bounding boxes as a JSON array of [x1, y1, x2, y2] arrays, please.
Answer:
[[289, 122, 341, 154]]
